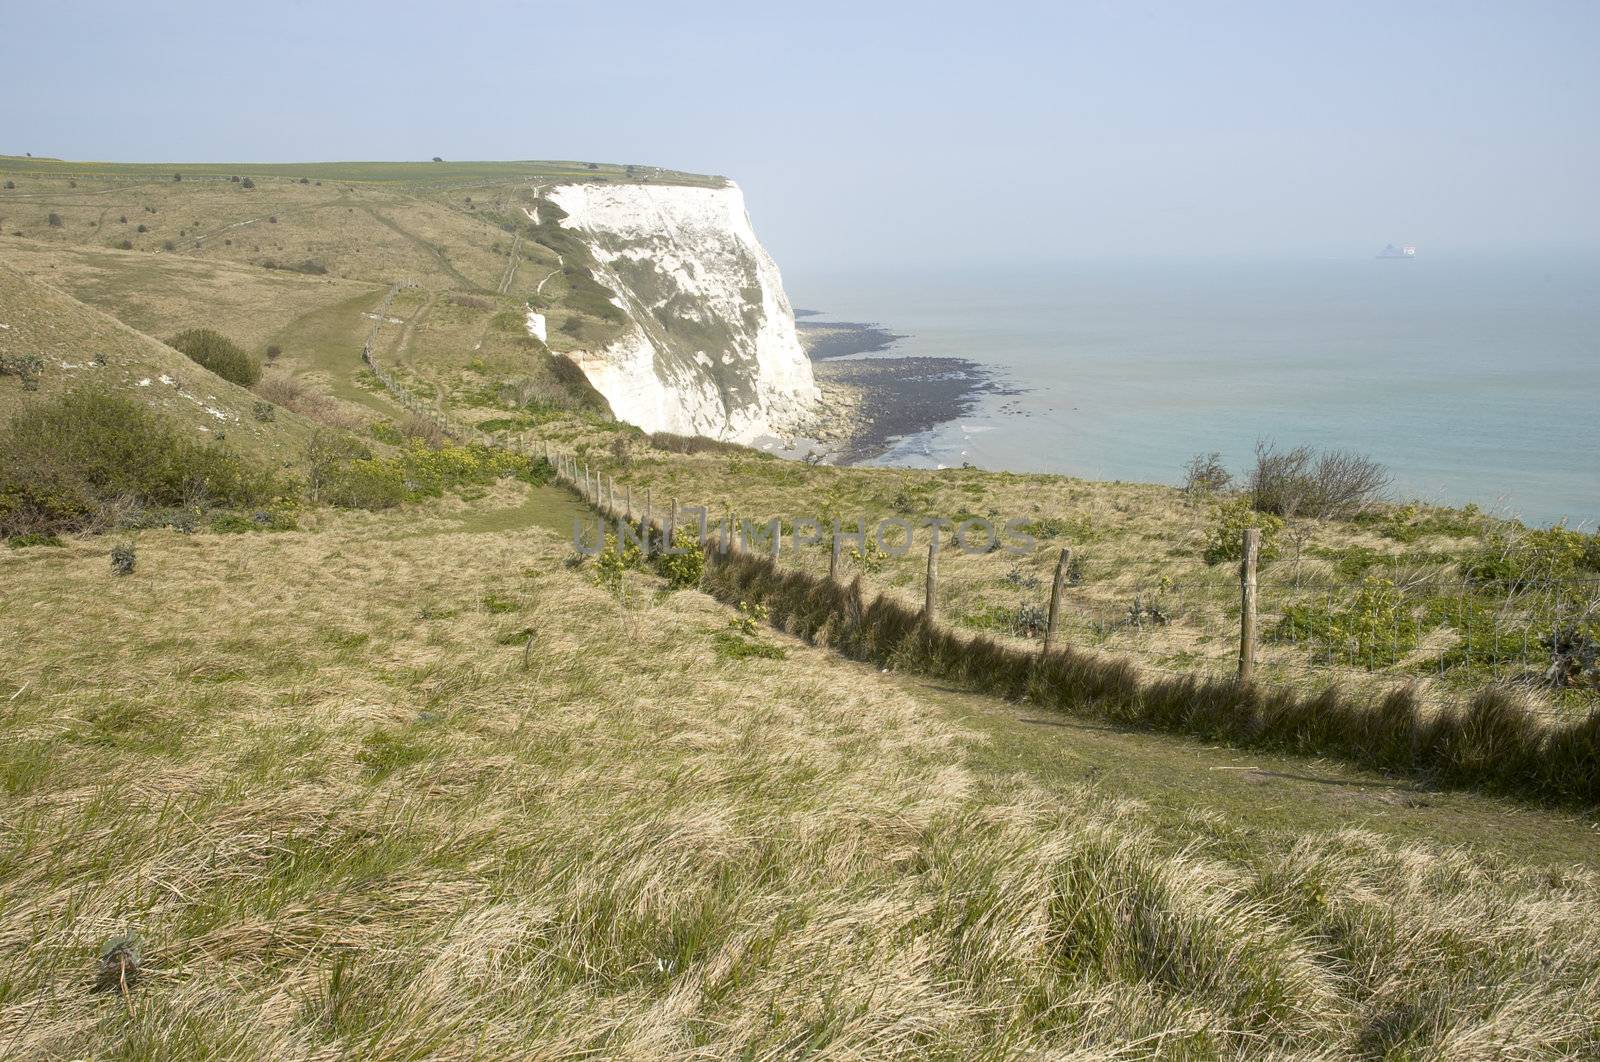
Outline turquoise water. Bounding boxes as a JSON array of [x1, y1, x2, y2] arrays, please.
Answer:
[[789, 254, 1599, 528]]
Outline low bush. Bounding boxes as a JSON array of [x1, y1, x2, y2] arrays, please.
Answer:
[[1202, 499, 1284, 565], [167, 329, 261, 387], [654, 527, 705, 590], [1273, 577, 1421, 669], [1181, 450, 1232, 495], [305, 432, 551, 511], [1462, 525, 1600, 590], [0, 389, 281, 537], [5, 532, 62, 549], [647, 432, 762, 458], [1248, 440, 1389, 518], [0, 354, 45, 391]]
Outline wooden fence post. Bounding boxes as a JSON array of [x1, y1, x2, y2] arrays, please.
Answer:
[[1043, 547, 1072, 655], [1238, 528, 1260, 683], [666, 498, 677, 549], [924, 537, 939, 621], [624, 483, 632, 521], [829, 530, 841, 581]]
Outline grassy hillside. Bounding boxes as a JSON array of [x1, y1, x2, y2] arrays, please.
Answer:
[[2, 487, 1597, 1058], [0, 263, 317, 466], [3, 154, 1597, 1057], [0, 157, 641, 426]]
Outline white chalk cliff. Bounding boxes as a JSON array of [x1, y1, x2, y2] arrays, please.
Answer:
[[547, 181, 819, 442]]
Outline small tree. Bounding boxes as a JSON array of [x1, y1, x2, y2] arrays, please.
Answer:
[[432, 156, 443, 163], [1181, 451, 1232, 496]]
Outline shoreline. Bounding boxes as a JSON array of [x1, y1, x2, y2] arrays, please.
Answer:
[[796, 317, 1009, 465]]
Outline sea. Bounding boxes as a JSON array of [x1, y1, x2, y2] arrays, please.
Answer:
[[789, 252, 1600, 529]]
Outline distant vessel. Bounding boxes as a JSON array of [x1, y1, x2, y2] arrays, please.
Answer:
[[1377, 243, 1417, 259]]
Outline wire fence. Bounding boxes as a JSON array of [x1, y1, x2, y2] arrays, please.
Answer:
[[356, 302, 1599, 706]]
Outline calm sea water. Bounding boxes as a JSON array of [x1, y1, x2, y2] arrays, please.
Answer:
[[789, 254, 1600, 528]]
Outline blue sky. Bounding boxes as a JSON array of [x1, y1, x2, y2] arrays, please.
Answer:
[[6, 0, 1597, 269]]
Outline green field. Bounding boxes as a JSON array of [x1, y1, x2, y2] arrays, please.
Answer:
[[0, 155, 726, 187]]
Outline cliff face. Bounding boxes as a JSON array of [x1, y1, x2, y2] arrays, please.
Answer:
[[546, 182, 819, 442]]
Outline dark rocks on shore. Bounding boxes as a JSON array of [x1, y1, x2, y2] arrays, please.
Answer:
[[797, 317, 1010, 464]]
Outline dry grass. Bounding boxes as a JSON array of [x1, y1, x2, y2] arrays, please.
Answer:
[[2, 502, 1598, 1058]]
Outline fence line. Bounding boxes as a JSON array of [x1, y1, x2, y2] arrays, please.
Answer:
[[348, 304, 1596, 701]]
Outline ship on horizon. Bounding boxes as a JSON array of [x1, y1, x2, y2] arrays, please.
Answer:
[[1377, 243, 1417, 259]]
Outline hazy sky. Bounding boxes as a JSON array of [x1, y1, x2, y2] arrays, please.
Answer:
[[6, 1, 1597, 270]]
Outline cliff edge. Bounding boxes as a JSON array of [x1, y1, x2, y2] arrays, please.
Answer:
[[545, 181, 820, 442]]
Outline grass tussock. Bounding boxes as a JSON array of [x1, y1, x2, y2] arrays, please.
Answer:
[[702, 549, 1600, 807]]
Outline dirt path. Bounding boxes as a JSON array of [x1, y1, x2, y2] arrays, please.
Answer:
[[359, 203, 485, 293], [890, 669, 1600, 870], [535, 256, 563, 296]]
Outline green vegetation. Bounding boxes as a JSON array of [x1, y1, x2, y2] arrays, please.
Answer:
[[166, 328, 262, 386], [1203, 498, 1284, 564], [0, 389, 281, 537]]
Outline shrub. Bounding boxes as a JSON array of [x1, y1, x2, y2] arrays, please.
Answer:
[[110, 541, 136, 575], [6, 532, 62, 549], [117, 239, 133, 250], [593, 542, 643, 594], [136, 223, 147, 233], [2, 180, 13, 189], [320, 458, 406, 509], [730, 600, 769, 636], [47, 213, 63, 228], [1463, 526, 1600, 589], [1181, 451, 1232, 495], [240, 177, 255, 189], [0, 389, 280, 537], [172, 173, 182, 182], [265, 344, 282, 361], [654, 527, 705, 590], [713, 630, 786, 660], [1248, 440, 1389, 518], [0, 354, 45, 390], [167, 328, 261, 386], [1274, 577, 1420, 669], [252, 401, 275, 422], [1202, 499, 1284, 565]]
